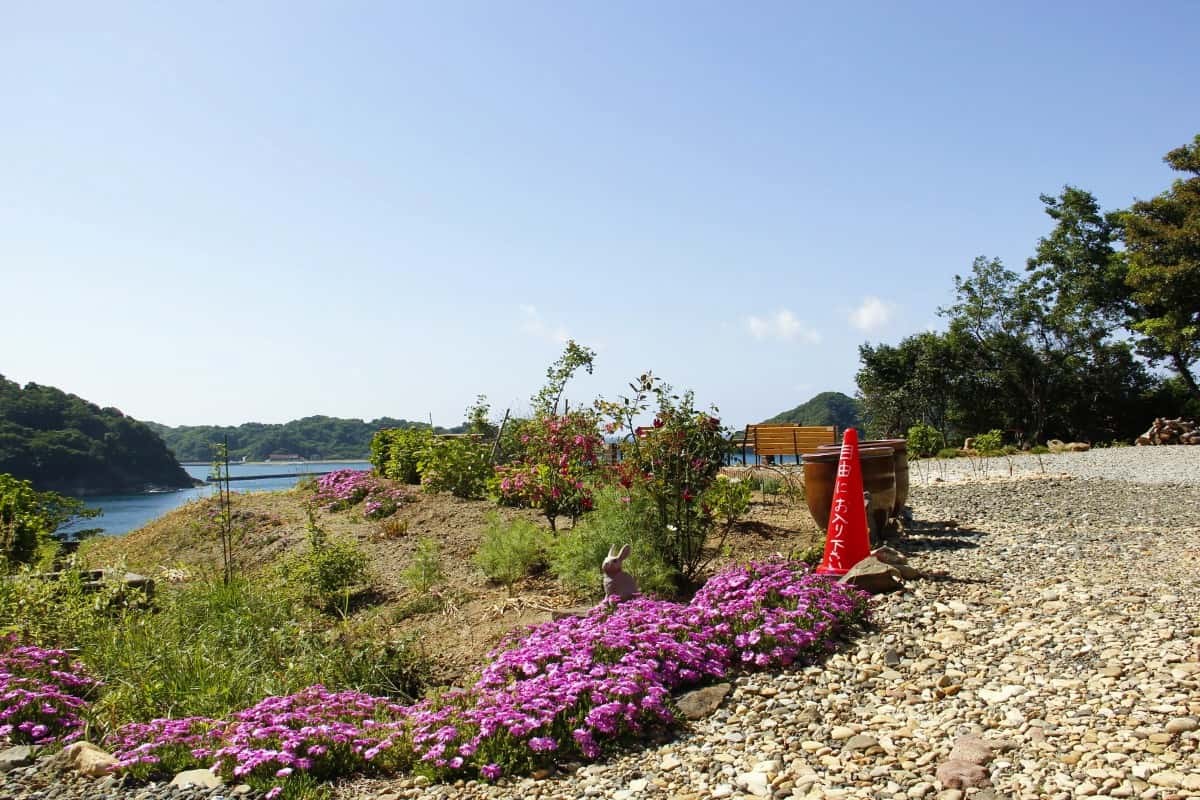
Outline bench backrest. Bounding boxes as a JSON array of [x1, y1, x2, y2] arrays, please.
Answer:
[[744, 424, 837, 456]]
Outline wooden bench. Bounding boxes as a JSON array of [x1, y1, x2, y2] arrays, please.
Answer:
[[739, 424, 837, 465]]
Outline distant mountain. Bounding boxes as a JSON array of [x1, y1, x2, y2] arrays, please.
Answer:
[[764, 391, 863, 430], [146, 415, 451, 462], [0, 375, 194, 494]]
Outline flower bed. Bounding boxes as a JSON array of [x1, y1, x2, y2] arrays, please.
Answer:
[[0, 635, 99, 745], [101, 561, 868, 796], [313, 470, 406, 519]]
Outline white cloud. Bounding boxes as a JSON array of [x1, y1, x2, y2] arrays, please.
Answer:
[[519, 304, 569, 343], [744, 310, 821, 344], [849, 296, 894, 332]]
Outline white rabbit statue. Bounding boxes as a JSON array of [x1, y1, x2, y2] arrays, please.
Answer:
[[602, 543, 638, 600]]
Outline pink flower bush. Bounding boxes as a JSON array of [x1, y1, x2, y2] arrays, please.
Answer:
[[313, 470, 406, 519], [493, 413, 603, 530], [0, 635, 100, 745], [104, 561, 868, 793]]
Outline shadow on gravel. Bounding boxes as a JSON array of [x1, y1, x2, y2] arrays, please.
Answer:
[[894, 518, 987, 554]]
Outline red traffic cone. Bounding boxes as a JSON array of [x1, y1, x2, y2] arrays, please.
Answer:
[[815, 428, 872, 576]]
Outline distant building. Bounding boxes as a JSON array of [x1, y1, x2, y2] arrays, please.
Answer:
[[264, 452, 304, 462]]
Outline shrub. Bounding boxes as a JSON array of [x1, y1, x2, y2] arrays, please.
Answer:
[[401, 537, 444, 595], [704, 475, 752, 524], [973, 429, 1004, 455], [376, 517, 409, 540], [372, 428, 434, 484], [1029, 444, 1050, 455], [906, 423, 943, 459], [419, 438, 491, 499], [935, 447, 962, 459], [474, 514, 549, 591], [607, 377, 737, 581], [549, 487, 676, 599], [492, 411, 603, 530], [278, 509, 372, 615], [0, 474, 98, 569]]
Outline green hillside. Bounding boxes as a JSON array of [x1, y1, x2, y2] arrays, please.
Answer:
[[147, 416, 448, 462], [0, 375, 194, 494], [764, 391, 863, 430]]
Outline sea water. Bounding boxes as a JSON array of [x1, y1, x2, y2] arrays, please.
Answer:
[[67, 461, 371, 537]]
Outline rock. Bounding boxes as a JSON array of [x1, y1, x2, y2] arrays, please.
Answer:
[[947, 734, 993, 766], [170, 768, 224, 789], [675, 683, 732, 720], [830, 726, 855, 740], [935, 760, 989, 789], [63, 742, 118, 777], [0, 746, 34, 773], [844, 734, 877, 751], [838, 557, 904, 594], [1164, 716, 1197, 734], [1064, 442, 1091, 452], [551, 606, 592, 620], [1148, 771, 1184, 788]]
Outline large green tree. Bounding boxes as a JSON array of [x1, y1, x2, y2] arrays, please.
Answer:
[[1123, 134, 1200, 400]]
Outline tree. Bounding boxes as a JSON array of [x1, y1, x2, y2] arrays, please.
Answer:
[[1123, 134, 1200, 400]]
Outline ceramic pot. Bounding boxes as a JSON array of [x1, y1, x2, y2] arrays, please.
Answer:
[[804, 446, 895, 543], [818, 438, 908, 515]]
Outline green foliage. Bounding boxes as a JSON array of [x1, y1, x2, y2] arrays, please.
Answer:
[[372, 428, 434, 484], [0, 473, 98, 569], [935, 447, 962, 459], [1123, 134, 1200, 400], [1029, 444, 1050, 454], [401, 537, 444, 595], [150, 415, 442, 463], [764, 391, 863, 430], [549, 487, 676, 599], [0, 573, 429, 736], [278, 510, 371, 615], [0, 375, 193, 494], [704, 476, 752, 525], [972, 429, 1004, 455], [532, 340, 596, 416], [906, 423, 943, 459], [604, 376, 739, 582], [418, 437, 491, 499], [474, 514, 549, 591]]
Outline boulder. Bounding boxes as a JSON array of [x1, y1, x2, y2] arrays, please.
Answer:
[[838, 556, 904, 594], [871, 547, 921, 579], [935, 759, 989, 789], [675, 682, 732, 720], [1063, 442, 1091, 452], [63, 742, 118, 777]]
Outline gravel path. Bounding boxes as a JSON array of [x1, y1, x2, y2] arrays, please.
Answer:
[[907, 445, 1200, 485], [6, 448, 1199, 800]]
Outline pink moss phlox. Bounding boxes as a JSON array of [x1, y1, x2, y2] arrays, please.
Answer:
[[105, 560, 868, 790], [0, 635, 100, 745]]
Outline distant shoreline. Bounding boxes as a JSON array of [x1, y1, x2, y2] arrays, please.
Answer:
[[178, 459, 370, 466]]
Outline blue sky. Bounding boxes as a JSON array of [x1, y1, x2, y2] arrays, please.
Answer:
[[3, 2, 1197, 428]]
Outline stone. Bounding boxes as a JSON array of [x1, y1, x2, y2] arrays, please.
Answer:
[[947, 734, 993, 766], [830, 726, 855, 740], [838, 557, 904, 594], [1164, 716, 1197, 734], [935, 760, 989, 789], [63, 741, 118, 777], [1148, 771, 1184, 788], [675, 683, 732, 720], [0, 746, 34, 773], [843, 734, 877, 751], [170, 768, 224, 789]]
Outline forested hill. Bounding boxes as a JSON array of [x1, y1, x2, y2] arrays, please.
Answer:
[[764, 391, 863, 430], [0, 375, 194, 495], [146, 416, 442, 462]]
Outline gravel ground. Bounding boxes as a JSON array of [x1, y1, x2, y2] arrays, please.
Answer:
[[6, 448, 1199, 800], [907, 445, 1200, 486]]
